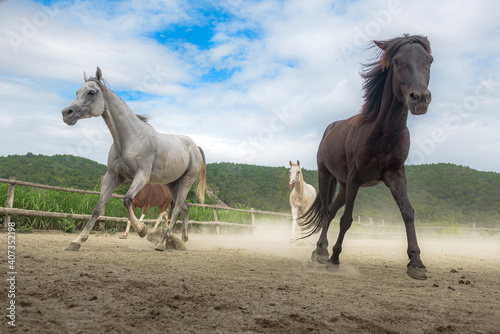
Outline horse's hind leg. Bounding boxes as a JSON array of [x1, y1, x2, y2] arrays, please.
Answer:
[[179, 201, 190, 242], [156, 176, 196, 251], [313, 182, 346, 264], [153, 201, 171, 232], [152, 212, 163, 233], [309, 166, 334, 262], [165, 202, 173, 229], [329, 176, 360, 268]]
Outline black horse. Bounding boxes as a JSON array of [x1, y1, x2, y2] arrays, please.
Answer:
[[301, 34, 433, 280]]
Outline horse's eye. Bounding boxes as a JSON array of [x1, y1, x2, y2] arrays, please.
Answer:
[[392, 59, 399, 66], [429, 56, 434, 64], [88, 90, 96, 96]]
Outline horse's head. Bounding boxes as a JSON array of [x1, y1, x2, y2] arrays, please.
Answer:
[[289, 160, 301, 189], [376, 35, 433, 115], [61, 67, 107, 125]]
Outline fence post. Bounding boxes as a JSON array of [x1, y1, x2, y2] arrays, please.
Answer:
[[213, 208, 220, 234], [3, 176, 16, 229], [251, 208, 256, 228]]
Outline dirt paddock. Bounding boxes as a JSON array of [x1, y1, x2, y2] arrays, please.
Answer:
[[2, 224, 499, 333]]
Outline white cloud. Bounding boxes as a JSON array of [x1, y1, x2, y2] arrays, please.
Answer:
[[1, 0, 499, 173]]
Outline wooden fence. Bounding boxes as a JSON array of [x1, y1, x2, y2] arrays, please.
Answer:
[[1, 177, 499, 238], [0, 177, 291, 232], [347, 215, 500, 239]]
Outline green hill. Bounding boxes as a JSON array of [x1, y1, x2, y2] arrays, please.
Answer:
[[0, 153, 106, 190], [0, 153, 131, 194], [0, 154, 498, 227], [354, 164, 500, 226], [206, 162, 318, 212]]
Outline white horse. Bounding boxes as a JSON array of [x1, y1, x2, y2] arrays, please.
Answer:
[[288, 160, 316, 241], [61, 67, 206, 251]]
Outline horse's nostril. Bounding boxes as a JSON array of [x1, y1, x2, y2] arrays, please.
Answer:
[[409, 92, 420, 103], [422, 90, 431, 103], [66, 109, 74, 116]]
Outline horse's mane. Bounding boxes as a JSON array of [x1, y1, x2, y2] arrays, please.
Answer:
[[87, 76, 149, 123], [359, 34, 431, 123]]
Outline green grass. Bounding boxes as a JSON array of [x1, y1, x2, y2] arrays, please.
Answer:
[[0, 183, 259, 233]]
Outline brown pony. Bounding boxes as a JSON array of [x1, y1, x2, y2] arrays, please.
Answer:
[[301, 35, 433, 280], [119, 184, 173, 239]]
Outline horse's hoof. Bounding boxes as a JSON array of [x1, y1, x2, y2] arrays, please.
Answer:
[[311, 251, 329, 264], [182, 234, 189, 243], [155, 243, 166, 252], [147, 229, 164, 244], [325, 261, 340, 272], [65, 242, 81, 251], [119, 234, 128, 239], [407, 265, 427, 280], [138, 225, 148, 238]]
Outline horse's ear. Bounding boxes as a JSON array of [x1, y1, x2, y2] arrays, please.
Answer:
[[289, 160, 292, 167], [374, 40, 386, 50], [95, 67, 102, 82], [297, 160, 300, 166], [84, 71, 89, 82]]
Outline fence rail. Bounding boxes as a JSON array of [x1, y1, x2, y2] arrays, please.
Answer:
[[0, 176, 282, 231], [1, 177, 499, 238]]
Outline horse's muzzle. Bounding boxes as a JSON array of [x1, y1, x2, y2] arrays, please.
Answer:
[[62, 106, 79, 125], [408, 89, 431, 115]]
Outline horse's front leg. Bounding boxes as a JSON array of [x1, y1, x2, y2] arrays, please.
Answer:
[[124, 175, 149, 238], [119, 213, 144, 239], [384, 169, 427, 280], [66, 172, 124, 251], [119, 220, 131, 239]]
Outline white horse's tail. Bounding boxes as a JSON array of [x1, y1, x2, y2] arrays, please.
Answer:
[[197, 146, 206, 206]]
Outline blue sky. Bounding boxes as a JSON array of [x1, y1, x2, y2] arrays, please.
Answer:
[[1, 0, 500, 172]]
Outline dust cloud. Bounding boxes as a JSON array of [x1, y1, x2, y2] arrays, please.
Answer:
[[129, 220, 500, 268]]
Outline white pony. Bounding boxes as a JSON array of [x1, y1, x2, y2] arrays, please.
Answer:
[[288, 160, 316, 241]]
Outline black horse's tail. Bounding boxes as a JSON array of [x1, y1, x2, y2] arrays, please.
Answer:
[[299, 121, 339, 239], [299, 195, 323, 238], [299, 178, 337, 239]]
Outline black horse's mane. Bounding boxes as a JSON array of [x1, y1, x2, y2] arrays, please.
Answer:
[[359, 34, 432, 123]]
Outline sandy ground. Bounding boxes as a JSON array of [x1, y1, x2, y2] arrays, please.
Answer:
[[1, 224, 499, 334]]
